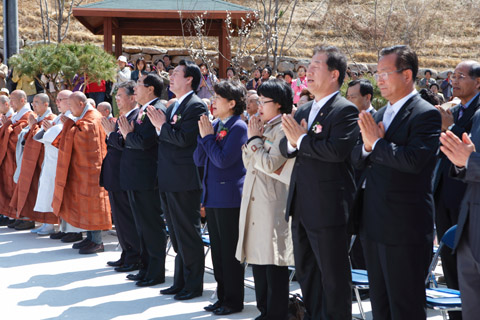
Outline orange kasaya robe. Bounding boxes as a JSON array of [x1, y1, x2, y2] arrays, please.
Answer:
[[52, 108, 112, 230], [0, 111, 33, 217], [9, 114, 59, 223]]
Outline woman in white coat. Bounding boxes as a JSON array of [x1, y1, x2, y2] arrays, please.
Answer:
[[236, 79, 294, 320]]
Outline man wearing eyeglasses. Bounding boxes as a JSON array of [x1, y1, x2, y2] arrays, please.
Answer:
[[351, 45, 441, 319], [432, 60, 480, 320]]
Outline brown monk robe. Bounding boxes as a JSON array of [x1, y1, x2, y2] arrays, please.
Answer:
[[0, 90, 33, 217], [52, 92, 112, 230], [9, 93, 58, 224]]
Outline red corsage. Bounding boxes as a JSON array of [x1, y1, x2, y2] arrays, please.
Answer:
[[216, 128, 228, 141]]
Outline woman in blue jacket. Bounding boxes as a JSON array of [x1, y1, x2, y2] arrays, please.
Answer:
[[194, 80, 248, 316]]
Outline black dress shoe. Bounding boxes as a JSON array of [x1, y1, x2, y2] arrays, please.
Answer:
[[72, 238, 93, 249], [204, 300, 222, 312], [135, 278, 165, 287], [50, 231, 66, 239], [174, 290, 202, 300], [7, 219, 20, 228], [61, 232, 83, 243], [15, 220, 35, 230], [107, 259, 124, 267], [213, 306, 242, 316], [160, 286, 182, 295], [79, 242, 104, 254], [115, 264, 140, 272], [126, 271, 146, 281], [0, 217, 13, 226]]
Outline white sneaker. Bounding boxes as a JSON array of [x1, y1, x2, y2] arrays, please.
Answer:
[[37, 224, 55, 236], [30, 225, 43, 233]]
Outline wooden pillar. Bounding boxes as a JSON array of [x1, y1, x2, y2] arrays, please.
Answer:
[[218, 20, 231, 79], [103, 17, 113, 54], [114, 29, 122, 58]]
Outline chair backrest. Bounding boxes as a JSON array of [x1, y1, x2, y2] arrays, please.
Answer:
[[442, 225, 457, 249]]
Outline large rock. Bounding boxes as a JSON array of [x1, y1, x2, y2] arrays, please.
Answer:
[[348, 63, 369, 73], [123, 46, 142, 54], [238, 55, 255, 71], [294, 59, 310, 71], [168, 49, 191, 56], [130, 53, 152, 62], [277, 60, 295, 73], [365, 63, 377, 73], [121, 52, 131, 60], [418, 68, 438, 79], [438, 70, 453, 80], [142, 46, 167, 55], [151, 55, 164, 64], [172, 55, 193, 64]]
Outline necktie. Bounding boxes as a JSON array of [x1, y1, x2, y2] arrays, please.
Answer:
[[382, 106, 395, 131], [170, 101, 180, 120], [458, 104, 467, 120]]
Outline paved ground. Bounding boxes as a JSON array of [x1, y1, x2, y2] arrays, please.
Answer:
[[0, 226, 445, 320]]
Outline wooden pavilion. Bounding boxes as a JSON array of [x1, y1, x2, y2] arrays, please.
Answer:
[[72, 0, 255, 77]]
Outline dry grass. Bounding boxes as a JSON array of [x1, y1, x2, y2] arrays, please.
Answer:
[[0, 0, 479, 70]]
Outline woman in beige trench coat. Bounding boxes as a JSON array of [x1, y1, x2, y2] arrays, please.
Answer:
[[235, 79, 295, 320]]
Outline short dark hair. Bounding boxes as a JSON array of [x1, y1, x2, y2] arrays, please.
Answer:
[[117, 80, 136, 96], [263, 66, 272, 76], [348, 79, 374, 102], [178, 60, 202, 92], [136, 57, 146, 70], [313, 45, 348, 87], [163, 55, 172, 60], [429, 83, 439, 90], [284, 70, 294, 78], [380, 45, 418, 81], [419, 88, 442, 106], [468, 63, 480, 79], [424, 69, 432, 76], [257, 79, 293, 114], [226, 67, 236, 75], [143, 73, 164, 97], [214, 80, 247, 116], [154, 59, 166, 69]]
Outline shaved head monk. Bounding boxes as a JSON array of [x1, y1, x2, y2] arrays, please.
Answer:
[[0, 90, 34, 228], [52, 92, 112, 254]]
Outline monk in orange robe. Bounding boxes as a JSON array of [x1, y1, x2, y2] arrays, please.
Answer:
[[9, 93, 58, 226], [52, 92, 111, 254], [0, 94, 14, 226], [0, 90, 34, 222]]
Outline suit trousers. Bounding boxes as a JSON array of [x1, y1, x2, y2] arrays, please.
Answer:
[[126, 189, 167, 281], [457, 222, 480, 320], [205, 207, 244, 310], [109, 191, 141, 265], [252, 264, 289, 320], [160, 190, 204, 292], [291, 206, 352, 319], [434, 196, 462, 320], [361, 238, 431, 320]]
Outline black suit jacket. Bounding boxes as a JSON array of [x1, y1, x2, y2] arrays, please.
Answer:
[[100, 108, 139, 192], [279, 93, 360, 227], [119, 99, 166, 191], [433, 94, 480, 208], [157, 92, 208, 192], [351, 94, 441, 245]]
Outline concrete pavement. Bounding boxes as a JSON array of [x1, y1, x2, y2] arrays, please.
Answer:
[[0, 226, 445, 319]]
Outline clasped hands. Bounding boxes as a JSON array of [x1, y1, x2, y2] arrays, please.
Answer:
[[198, 115, 214, 138], [248, 115, 264, 139], [281, 114, 307, 148], [358, 111, 385, 152], [440, 131, 475, 168], [100, 116, 116, 135]]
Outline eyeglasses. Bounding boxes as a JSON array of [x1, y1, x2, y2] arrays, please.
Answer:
[[259, 99, 274, 106], [451, 73, 468, 81], [374, 69, 406, 81]]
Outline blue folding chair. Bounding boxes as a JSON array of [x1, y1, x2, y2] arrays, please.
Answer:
[[349, 235, 369, 320], [425, 225, 462, 320]]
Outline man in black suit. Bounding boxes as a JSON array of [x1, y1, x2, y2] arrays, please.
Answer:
[[147, 60, 207, 301], [346, 79, 377, 116], [100, 80, 142, 272], [280, 45, 360, 319], [117, 74, 167, 287], [433, 60, 480, 320], [351, 45, 441, 319], [439, 90, 480, 319]]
